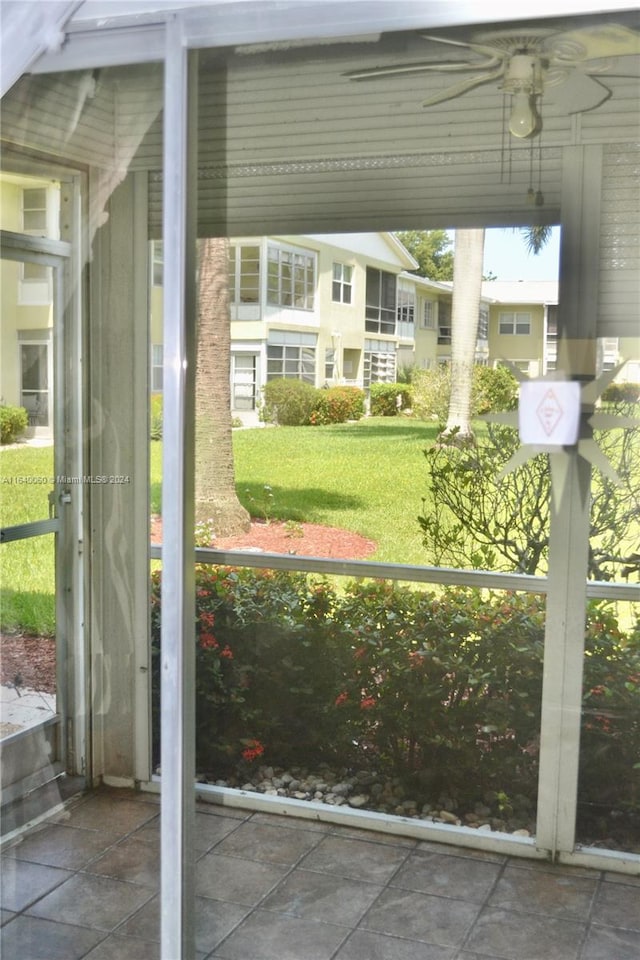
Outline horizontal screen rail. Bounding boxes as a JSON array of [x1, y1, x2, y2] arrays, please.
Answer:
[[150, 543, 548, 592], [149, 544, 640, 601], [1, 519, 59, 543]]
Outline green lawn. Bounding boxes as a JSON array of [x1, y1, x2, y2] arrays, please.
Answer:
[[1, 446, 56, 634], [3, 417, 637, 635], [152, 418, 439, 564], [230, 418, 440, 564], [4, 420, 439, 634]]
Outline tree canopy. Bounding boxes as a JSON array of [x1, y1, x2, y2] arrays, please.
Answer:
[[395, 229, 454, 281]]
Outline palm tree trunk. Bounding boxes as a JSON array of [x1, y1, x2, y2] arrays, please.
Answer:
[[441, 228, 485, 440], [195, 237, 251, 533]]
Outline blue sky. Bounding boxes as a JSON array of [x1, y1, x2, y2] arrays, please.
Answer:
[[482, 226, 560, 281]]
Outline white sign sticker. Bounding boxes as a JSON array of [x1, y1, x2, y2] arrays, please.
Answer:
[[519, 380, 581, 446]]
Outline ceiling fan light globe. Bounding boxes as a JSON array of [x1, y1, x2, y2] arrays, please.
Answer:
[[509, 91, 538, 137]]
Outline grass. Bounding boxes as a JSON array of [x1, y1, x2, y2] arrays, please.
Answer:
[[228, 418, 441, 564], [4, 420, 440, 633], [1, 446, 56, 634], [6, 416, 637, 634], [152, 417, 440, 563]]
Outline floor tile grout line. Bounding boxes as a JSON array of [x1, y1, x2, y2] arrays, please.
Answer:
[[457, 854, 511, 955], [196, 816, 332, 957], [324, 832, 419, 960], [575, 867, 606, 960]]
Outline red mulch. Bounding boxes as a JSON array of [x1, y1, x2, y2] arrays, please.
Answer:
[[2, 520, 376, 696], [151, 516, 377, 560], [0, 633, 56, 694]]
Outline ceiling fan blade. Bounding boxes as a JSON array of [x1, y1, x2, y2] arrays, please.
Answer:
[[344, 57, 500, 80], [422, 66, 504, 107], [544, 72, 613, 113], [419, 33, 506, 61], [548, 24, 640, 62]]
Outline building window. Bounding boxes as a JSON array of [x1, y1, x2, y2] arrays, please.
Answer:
[[18, 333, 52, 428], [365, 267, 396, 335], [22, 188, 48, 234], [499, 311, 531, 335], [332, 262, 353, 303], [151, 241, 163, 286], [422, 300, 435, 329], [151, 344, 163, 392], [364, 339, 396, 388], [267, 331, 317, 384], [478, 306, 489, 340], [229, 244, 260, 303], [396, 280, 415, 339], [267, 344, 316, 383], [437, 302, 452, 345], [267, 244, 315, 309], [325, 348, 336, 381]]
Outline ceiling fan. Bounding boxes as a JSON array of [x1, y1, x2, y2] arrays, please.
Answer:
[[345, 23, 640, 138]]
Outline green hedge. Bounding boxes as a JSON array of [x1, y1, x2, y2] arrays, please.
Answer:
[[0, 405, 28, 444], [262, 379, 366, 426], [309, 386, 365, 425], [370, 382, 412, 416], [601, 382, 640, 405], [261, 379, 319, 426], [151, 567, 640, 817]]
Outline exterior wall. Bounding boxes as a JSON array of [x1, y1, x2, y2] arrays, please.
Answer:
[[487, 302, 547, 377], [0, 177, 57, 432]]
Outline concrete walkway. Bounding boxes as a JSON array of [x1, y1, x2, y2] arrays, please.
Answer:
[[1, 786, 639, 959]]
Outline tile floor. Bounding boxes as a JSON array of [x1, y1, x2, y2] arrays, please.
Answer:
[[1, 787, 639, 960]]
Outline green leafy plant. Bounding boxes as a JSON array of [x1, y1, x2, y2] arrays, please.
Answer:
[[370, 383, 412, 417], [151, 568, 639, 829], [0, 405, 28, 444], [261, 379, 319, 426], [419, 414, 640, 581], [309, 386, 365, 425], [411, 365, 518, 423]]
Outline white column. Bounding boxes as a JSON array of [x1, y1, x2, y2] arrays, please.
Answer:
[[535, 145, 602, 856], [160, 15, 198, 960]]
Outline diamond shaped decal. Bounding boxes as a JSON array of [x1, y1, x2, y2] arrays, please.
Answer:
[[536, 388, 563, 437]]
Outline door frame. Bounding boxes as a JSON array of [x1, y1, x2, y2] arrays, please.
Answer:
[[0, 228, 86, 827]]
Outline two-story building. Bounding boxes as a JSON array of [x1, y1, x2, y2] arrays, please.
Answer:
[[4, 186, 638, 435]]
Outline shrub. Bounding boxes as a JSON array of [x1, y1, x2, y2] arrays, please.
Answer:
[[150, 394, 163, 440], [411, 367, 451, 422], [151, 568, 639, 821], [262, 379, 319, 426], [412, 365, 518, 423], [0, 405, 28, 444], [310, 386, 365, 425], [151, 566, 349, 774], [370, 382, 412, 417], [472, 365, 518, 414], [601, 382, 640, 405], [419, 416, 640, 581], [333, 583, 545, 800]]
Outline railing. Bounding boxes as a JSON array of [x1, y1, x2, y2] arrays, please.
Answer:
[[149, 543, 638, 601]]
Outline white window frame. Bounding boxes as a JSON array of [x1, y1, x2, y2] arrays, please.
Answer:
[[332, 261, 353, 304], [365, 266, 396, 335], [499, 311, 531, 335], [229, 242, 261, 304], [396, 279, 415, 337], [422, 299, 435, 329], [267, 242, 316, 310]]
